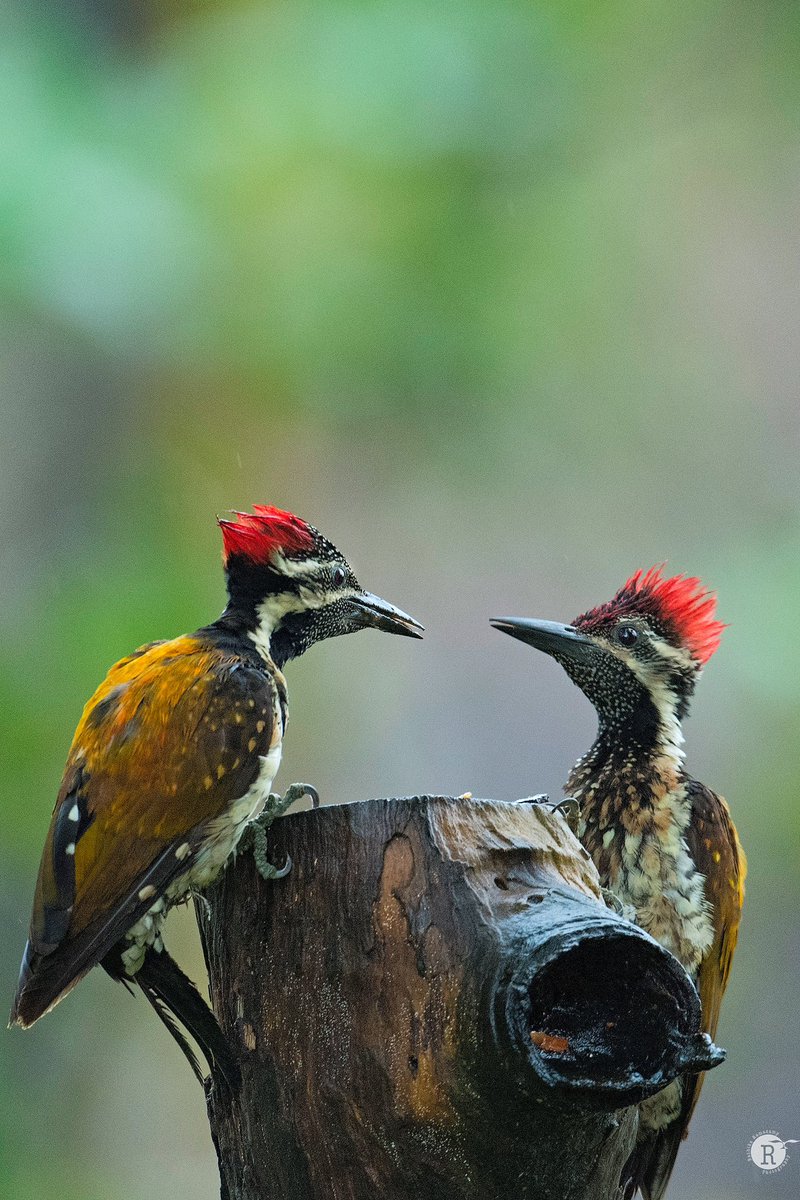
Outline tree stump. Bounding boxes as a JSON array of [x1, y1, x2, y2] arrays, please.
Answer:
[[197, 796, 723, 1200]]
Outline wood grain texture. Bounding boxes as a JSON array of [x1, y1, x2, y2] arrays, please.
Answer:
[[198, 796, 723, 1200]]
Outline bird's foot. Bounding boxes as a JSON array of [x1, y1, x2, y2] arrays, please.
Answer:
[[204, 1061, 240, 1104], [265, 782, 320, 821], [239, 783, 320, 882], [601, 886, 623, 915], [600, 887, 635, 922], [550, 796, 581, 834], [239, 818, 292, 882], [515, 794, 581, 835]]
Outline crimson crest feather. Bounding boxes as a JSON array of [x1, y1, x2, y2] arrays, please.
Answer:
[[218, 505, 315, 564], [574, 565, 726, 664]]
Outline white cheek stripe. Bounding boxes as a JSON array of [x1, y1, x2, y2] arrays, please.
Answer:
[[249, 585, 357, 660], [627, 657, 685, 763], [600, 639, 688, 764], [270, 553, 314, 578], [271, 553, 347, 579], [647, 635, 696, 671]]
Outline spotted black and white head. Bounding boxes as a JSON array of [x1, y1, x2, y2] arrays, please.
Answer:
[[217, 505, 423, 667], [491, 568, 725, 757]]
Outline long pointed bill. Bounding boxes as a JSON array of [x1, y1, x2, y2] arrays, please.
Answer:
[[351, 592, 424, 639], [490, 617, 594, 663]]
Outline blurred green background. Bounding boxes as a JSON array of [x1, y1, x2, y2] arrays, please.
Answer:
[[1, 1, 798, 1196]]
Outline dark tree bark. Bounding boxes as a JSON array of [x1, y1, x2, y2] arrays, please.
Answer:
[[197, 796, 723, 1200]]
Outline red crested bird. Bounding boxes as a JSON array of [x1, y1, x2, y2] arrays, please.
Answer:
[[492, 567, 745, 1200], [10, 505, 422, 1086]]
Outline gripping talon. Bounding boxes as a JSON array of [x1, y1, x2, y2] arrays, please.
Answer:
[[266, 781, 320, 819], [253, 848, 292, 882], [240, 781, 319, 882], [271, 854, 292, 880], [550, 796, 581, 834], [299, 784, 320, 810], [243, 818, 292, 883], [602, 887, 624, 916], [514, 794, 582, 835]]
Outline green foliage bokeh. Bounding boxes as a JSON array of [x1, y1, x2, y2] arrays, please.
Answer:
[[1, 2, 798, 1197]]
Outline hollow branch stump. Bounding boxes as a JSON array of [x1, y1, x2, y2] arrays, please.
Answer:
[[197, 796, 722, 1200]]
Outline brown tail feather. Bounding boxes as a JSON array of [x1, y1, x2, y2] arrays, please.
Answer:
[[126, 946, 240, 1089], [623, 1123, 685, 1200], [9, 940, 88, 1028], [10, 840, 193, 1029]]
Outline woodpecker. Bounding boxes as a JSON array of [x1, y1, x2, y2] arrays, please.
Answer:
[[492, 567, 745, 1200], [11, 505, 422, 1085]]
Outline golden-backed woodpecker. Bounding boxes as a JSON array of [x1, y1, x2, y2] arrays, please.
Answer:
[[11, 505, 423, 1086]]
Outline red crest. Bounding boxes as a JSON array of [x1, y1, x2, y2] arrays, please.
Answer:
[[574, 566, 726, 664], [218, 505, 315, 565]]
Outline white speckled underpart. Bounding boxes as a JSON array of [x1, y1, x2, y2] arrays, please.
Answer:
[[616, 780, 714, 974], [562, 624, 718, 1148]]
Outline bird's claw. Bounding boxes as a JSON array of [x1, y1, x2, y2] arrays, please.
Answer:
[[239, 818, 292, 882], [601, 887, 625, 916], [271, 782, 320, 814], [515, 794, 582, 835], [240, 782, 319, 883], [256, 851, 293, 881], [204, 1061, 241, 1101], [551, 796, 581, 834]]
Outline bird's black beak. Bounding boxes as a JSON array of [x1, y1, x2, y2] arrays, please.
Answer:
[[351, 592, 424, 639], [490, 617, 594, 663]]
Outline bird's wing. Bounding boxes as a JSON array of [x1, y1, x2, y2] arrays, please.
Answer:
[[635, 779, 746, 1200], [11, 634, 279, 1026], [682, 779, 746, 1103]]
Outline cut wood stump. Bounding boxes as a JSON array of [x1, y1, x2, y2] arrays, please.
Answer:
[[197, 796, 723, 1200]]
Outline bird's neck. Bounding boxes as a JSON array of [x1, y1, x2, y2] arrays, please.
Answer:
[[566, 700, 688, 838], [205, 606, 283, 668], [581, 678, 687, 781], [596, 712, 683, 769], [212, 597, 303, 670], [219, 557, 309, 669], [567, 724, 714, 976], [567, 733, 684, 808]]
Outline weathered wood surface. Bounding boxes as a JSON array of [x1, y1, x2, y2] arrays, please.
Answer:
[[198, 796, 722, 1200]]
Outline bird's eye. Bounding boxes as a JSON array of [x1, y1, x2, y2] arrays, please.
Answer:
[[616, 625, 639, 648], [332, 566, 347, 588]]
